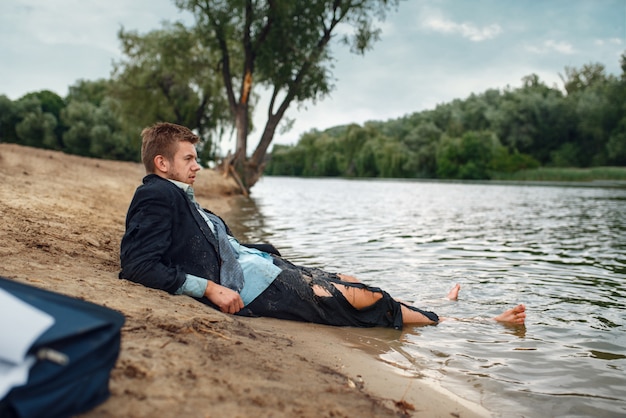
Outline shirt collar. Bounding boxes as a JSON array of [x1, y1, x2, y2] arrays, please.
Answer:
[[167, 179, 196, 201]]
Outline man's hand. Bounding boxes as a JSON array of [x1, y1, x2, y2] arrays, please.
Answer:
[[204, 281, 244, 314]]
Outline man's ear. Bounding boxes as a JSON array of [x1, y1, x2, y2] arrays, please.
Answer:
[[154, 155, 169, 174]]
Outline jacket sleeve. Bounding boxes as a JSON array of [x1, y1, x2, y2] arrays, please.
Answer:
[[241, 243, 281, 256], [119, 185, 187, 294]]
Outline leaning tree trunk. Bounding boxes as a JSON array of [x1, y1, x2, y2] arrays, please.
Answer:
[[225, 101, 250, 195], [242, 112, 282, 191]]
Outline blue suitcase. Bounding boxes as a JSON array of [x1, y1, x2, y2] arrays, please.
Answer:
[[0, 276, 125, 418]]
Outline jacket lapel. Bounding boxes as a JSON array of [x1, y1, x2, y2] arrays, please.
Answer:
[[185, 196, 220, 251]]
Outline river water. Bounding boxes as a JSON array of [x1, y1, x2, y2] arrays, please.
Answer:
[[226, 176, 626, 417]]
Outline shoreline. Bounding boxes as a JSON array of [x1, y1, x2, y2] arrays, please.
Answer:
[[0, 143, 490, 417], [249, 316, 491, 418]]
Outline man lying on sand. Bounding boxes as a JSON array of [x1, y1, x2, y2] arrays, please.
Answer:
[[119, 122, 526, 329]]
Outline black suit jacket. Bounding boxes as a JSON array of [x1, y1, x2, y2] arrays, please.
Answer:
[[119, 174, 223, 293]]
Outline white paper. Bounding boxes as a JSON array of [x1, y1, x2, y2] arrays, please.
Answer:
[[0, 287, 55, 398], [0, 356, 35, 399], [0, 288, 55, 364]]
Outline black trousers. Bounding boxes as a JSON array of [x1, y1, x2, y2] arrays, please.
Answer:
[[237, 256, 439, 329]]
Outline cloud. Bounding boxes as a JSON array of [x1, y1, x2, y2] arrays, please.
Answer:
[[421, 15, 502, 42], [526, 40, 577, 55], [594, 37, 624, 46]]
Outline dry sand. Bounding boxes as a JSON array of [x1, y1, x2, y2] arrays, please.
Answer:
[[0, 143, 490, 417]]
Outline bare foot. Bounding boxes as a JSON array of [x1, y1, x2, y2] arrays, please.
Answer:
[[446, 283, 461, 301], [494, 304, 526, 325]]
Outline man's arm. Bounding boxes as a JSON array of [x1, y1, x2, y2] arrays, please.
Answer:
[[120, 187, 187, 293], [241, 243, 281, 256], [204, 281, 244, 314], [179, 274, 243, 314]]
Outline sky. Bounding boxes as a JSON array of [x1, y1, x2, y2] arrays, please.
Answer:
[[1, 0, 625, 150]]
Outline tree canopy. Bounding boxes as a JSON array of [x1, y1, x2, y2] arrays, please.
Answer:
[[174, 0, 400, 193], [111, 22, 232, 161]]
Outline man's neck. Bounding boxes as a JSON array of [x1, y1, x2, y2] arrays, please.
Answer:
[[166, 178, 198, 205], [167, 178, 191, 192]]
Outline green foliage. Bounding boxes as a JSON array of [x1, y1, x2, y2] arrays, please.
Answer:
[[490, 147, 539, 173], [67, 79, 111, 106], [11, 93, 63, 149], [401, 121, 441, 177], [268, 55, 626, 181], [550, 142, 582, 167], [266, 124, 411, 178], [20, 90, 65, 119], [560, 63, 608, 95], [606, 123, 626, 165], [15, 105, 58, 149], [373, 138, 409, 178], [0, 82, 139, 162], [436, 131, 498, 180], [264, 144, 305, 176], [19, 90, 67, 148], [61, 98, 137, 160], [354, 140, 379, 177], [61, 101, 95, 156], [111, 22, 231, 162], [0, 95, 19, 142]]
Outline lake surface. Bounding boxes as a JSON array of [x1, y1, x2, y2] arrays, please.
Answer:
[[227, 176, 626, 417]]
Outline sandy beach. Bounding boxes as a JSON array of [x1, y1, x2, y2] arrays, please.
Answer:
[[0, 143, 489, 417]]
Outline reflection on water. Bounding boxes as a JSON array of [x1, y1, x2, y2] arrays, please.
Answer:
[[227, 177, 626, 417]]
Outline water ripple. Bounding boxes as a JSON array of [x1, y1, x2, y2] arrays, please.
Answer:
[[234, 177, 626, 417]]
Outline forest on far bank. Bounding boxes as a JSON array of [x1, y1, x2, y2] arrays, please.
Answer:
[[266, 56, 626, 181]]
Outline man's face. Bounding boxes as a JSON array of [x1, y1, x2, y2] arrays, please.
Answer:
[[165, 141, 201, 185]]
